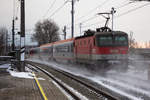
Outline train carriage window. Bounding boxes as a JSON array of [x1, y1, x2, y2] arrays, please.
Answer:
[[43, 47, 49, 53], [67, 45, 70, 52], [71, 44, 73, 52], [56, 45, 70, 52]]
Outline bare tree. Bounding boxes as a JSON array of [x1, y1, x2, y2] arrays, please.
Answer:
[[129, 31, 136, 49], [32, 19, 60, 46], [0, 27, 8, 55]]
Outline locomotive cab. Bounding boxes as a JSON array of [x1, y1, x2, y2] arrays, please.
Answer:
[[95, 31, 128, 49], [93, 27, 129, 70]]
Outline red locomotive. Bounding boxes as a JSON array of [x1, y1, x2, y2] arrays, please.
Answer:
[[29, 27, 129, 70]]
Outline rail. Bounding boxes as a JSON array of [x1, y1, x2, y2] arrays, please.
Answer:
[[27, 61, 118, 100]]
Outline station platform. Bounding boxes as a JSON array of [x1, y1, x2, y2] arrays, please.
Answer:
[[0, 67, 68, 100]]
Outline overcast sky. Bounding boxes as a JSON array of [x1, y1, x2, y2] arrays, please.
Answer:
[[0, 0, 150, 44]]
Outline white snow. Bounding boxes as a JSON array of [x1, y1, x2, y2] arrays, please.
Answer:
[[7, 67, 45, 80], [92, 79, 144, 100], [0, 56, 12, 58], [90, 76, 150, 99], [38, 67, 89, 100], [52, 80, 74, 100], [27, 59, 150, 99], [0, 64, 10, 69]]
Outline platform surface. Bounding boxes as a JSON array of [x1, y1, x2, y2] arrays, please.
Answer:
[[0, 68, 68, 100]]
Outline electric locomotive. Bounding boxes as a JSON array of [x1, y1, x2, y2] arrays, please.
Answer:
[[74, 27, 128, 68]]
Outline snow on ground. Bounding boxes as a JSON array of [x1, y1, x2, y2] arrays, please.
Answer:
[[90, 76, 150, 98], [28, 59, 93, 77], [27, 58, 150, 99], [91, 77, 144, 100], [6, 67, 45, 80], [0, 64, 10, 69], [8, 70, 34, 79]]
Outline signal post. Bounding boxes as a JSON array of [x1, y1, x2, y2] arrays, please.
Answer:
[[20, 0, 25, 71]]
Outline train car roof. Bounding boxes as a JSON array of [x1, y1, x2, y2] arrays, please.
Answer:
[[53, 38, 74, 45], [75, 31, 127, 40], [37, 38, 75, 49], [40, 43, 53, 48], [95, 31, 128, 35], [40, 38, 74, 47]]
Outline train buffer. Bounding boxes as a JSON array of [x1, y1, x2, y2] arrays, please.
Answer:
[[0, 65, 68, 100]]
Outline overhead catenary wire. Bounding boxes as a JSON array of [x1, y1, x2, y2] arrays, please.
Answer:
[[43, 0, 57, 18], [86, 4, 149, 30], [77, 1, 134, 25], [49, 1, 68, 18], [69, 0, 131, 29], [81, 2, 150, 28], [117, 2, 150, 18], [80, 16, 98, 24], [66, 0, 113, 29], [64, 0, 127, 30], [82, 20, 105, 28], [66, 0, 112, 28], [115, 1, 135, 10], [75, 0, 111, 21]]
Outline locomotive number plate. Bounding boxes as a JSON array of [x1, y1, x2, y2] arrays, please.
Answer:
[[110, 49, 119, 53]]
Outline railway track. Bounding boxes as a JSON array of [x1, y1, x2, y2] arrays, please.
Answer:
[[27, 61, 118, 100]]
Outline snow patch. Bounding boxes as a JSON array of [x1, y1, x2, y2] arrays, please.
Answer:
[[27, 59, 150, 99], [0, 64, 10, 69], [52, 80, 74, 100], [91, 78, 144, 100], [7, 67, 45, 80], [39, 67, 89, 100]]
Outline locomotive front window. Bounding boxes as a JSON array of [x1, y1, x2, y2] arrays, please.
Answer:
[[115, 35, 128, 46], [96, 34, 128, 47], [97, 36, 113, 46]]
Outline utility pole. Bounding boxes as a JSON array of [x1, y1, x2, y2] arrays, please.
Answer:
[[20, 0, 25, 71], [111, 7, 116, 32], [71, 0, 74, 38], [5, 32, 8, 55], [63, 26, 67, 40], [79, 23, 82, 36], [12, 19, 15, 51]]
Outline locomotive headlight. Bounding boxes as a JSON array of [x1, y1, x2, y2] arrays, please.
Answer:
[[92, 49, 96, 53], [110, 49, 119, 53]]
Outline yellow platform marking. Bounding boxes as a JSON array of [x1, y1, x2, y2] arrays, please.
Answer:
[[32, 72, 48, 100]]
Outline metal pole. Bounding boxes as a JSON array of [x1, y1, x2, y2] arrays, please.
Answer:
[[111, 7, 115, 32], [71, 0, 74, 38], [12, 19, 15, 51], [20, 0, 25, 71], [79, 23, 82, 36], [5, 32, 8, 55], [63, 26, 66, 40], [64, 26, 66, 40]]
